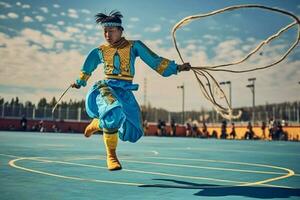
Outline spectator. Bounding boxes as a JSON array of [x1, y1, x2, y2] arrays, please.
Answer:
[[186, 122, 192, 137], [244, 122, 255, 139], [161, 120, 166, 136], [220, 120, 228, 139], [191, 120, 199, 137], [229, 122, 236, 139], [20, 115, 27, 131], [201, 122, 209, 138], [157, 119, 162, 136], [268, 118, 275, 140], [143, 120, 149, 136], [52, 124, 59, 133], [31, 123, 38, 132], [39, 120, 45, 132], [211, 130, 218, 138], [261, 121, 267, 140], [170, 118, 176, 136]]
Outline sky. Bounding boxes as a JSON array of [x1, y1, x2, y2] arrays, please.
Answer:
[[0, 0, 299, 112]]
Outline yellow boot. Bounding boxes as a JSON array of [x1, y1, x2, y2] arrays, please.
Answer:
[[103, 133, 122, 171], [84, 118, 101, 138]]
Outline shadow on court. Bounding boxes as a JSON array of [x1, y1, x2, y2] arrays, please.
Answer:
[[139, 179, 300, 199]]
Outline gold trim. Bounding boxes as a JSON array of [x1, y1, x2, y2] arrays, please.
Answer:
[[99, 45, 117, 74], [105, 74, 133, 81], [99, 86, 116, 105], [156, 58, 170, 75], [118, 41, 132, 76], [79, 71, 91, 81], [99, 39, 133, 77]]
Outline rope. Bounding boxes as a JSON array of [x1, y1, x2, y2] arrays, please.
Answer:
[[172, 4, 300, 120]]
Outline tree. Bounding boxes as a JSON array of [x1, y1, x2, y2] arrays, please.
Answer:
[[50, 97, 57, 107], [38, 98, 47, 108]]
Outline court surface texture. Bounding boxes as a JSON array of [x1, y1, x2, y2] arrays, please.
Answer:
[[1, 131, 300, 200]]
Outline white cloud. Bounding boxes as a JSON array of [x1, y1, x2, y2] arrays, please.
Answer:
[[22, 4, 30, 9], [0, 14, 7, 19], [0, 22, 298, 112], [68, 9, 78, 18], [21, 28, 55, 49], [55, 42, 64, 49], [169, 19, 176, 24], [60, 12, 66, 16], [75, 23, 94, 30], [130, 17, 139, 22], [35, 15, 45, 22], [126, 24, 135, 29], [7, 12, 19, 19], [44, 24, 75, 42], [0, 32, 87, 104], [52, 14, 58, 17], [85, 24, 93, 30], [81, 9, 91, 14], [144, 24, 161, 32], [124, 31, 142, 39], [246, 37, 256, 43], [182, 27, 191, 32], [203, 34, 218, 41], [75, 23, 84, 28], [66, 26, 80, 33], [23, 16, 34, 23], [16, 2, 21, 6], [208, 26, 221, 31], [53, 4, 60, 8], [57, 21, 65, 26], [0, 2, 11, 8], [40, 7, 49, 13]]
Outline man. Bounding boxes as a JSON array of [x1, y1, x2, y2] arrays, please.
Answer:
[[72, 10, 191, 171]]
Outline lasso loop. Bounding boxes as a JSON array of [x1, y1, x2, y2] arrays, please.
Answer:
[[172, 4, 300, 120]]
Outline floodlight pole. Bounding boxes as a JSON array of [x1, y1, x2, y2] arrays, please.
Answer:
[[247, 78, 256, 123], [177, 84, 185, 124]]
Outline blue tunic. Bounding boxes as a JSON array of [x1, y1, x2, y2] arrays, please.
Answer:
[[76, 39, 178, 143]]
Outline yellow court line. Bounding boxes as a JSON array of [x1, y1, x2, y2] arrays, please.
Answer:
[[8, 157, 143, 186], [6, 157, 253, 189], [121, 159, 287, 176], [142, 156, 295, 187], [7, 156, 293, 189], [166, 147, 300, 157], [66, 155, 300, 177]]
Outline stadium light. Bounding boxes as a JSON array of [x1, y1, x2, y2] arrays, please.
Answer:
[[177, 84, 185, 124], [247, 78, 256, 123], [219, 81, 232, 108]]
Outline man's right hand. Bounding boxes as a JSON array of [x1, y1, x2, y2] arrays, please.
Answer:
[[71, 83, 81, 89]]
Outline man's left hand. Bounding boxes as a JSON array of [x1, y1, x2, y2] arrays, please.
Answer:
[[178, 63, 191, 72]]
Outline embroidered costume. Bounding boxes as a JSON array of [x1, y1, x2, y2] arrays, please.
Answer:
[[74, 10, 185, 171], [76, 38, 178, 142]]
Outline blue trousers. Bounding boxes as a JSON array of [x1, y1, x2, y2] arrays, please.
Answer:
[[85, 80, 143, 143]]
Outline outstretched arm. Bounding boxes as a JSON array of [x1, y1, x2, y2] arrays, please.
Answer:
[[72, 48, 101, 89], [133, 40, 190, 77]]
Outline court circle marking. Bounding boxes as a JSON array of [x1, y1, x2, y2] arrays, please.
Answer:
[[8, 155, 294, 188]]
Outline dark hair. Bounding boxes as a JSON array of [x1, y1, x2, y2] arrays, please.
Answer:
[[95, 10, 123, 30]]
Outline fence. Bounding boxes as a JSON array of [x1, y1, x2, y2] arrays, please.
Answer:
[[0, 104, 90, 121], [0, 102, 299, 125]]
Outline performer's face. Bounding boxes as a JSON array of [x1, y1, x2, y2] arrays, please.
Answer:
[[103, 27, 122, 45]]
